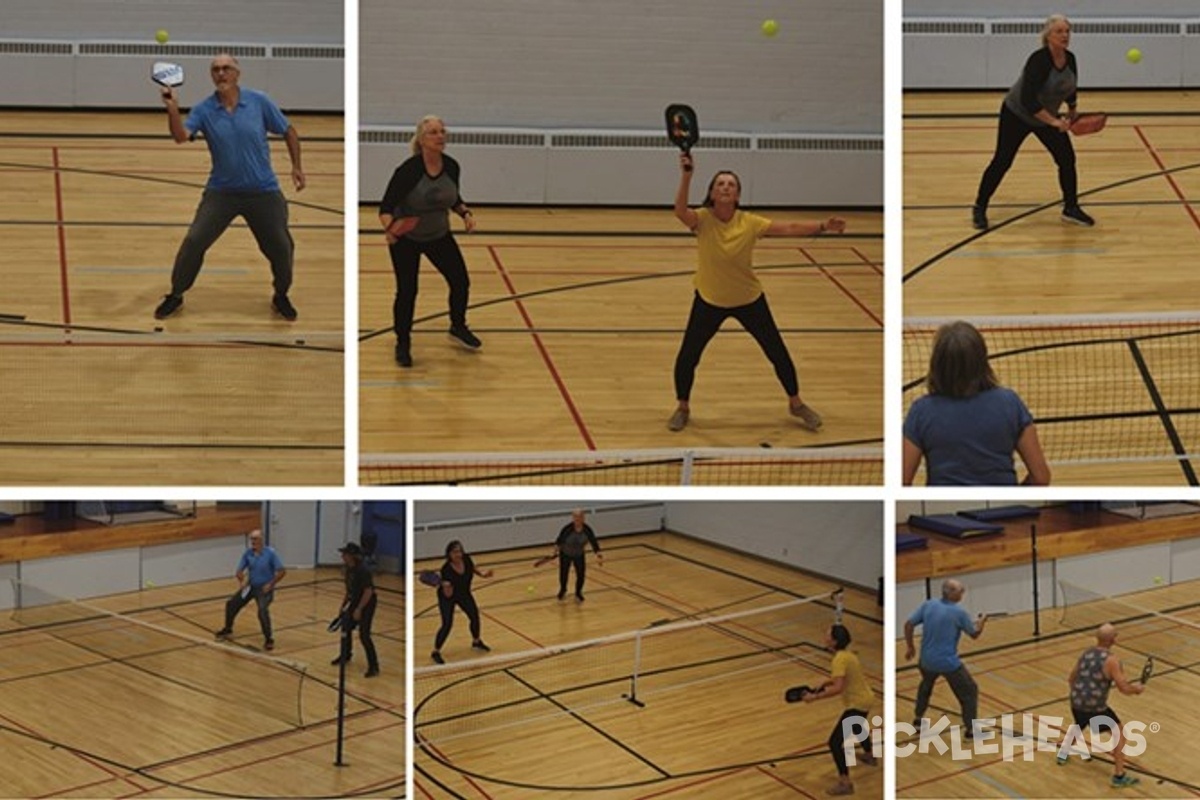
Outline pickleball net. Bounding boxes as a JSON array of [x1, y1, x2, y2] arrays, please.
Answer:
[[903, 313, 1200, 478], [361, 445, 883, 486], [8, 577, 311, 728], [413, 593, 837, 753], [1056, 579, 1200, 677]]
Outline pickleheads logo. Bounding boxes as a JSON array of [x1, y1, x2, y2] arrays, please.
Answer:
[[893, 714, 1152, 761]]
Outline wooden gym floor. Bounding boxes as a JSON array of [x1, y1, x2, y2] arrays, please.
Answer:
[[0, 567, 403, 799], [903, 90, 1200, 486], [0, 111, 344, 486], [358, 207, 883, 465], [412, 531, 883, 799], [895, 579, 1200, 798]]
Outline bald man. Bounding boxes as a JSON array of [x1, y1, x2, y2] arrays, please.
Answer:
[[156, 53, 305, 321], [904, 579, 987, 737], [554, 508, 603, 602], [215, 529, 286, 650], [1058, 623, 1145, 788]]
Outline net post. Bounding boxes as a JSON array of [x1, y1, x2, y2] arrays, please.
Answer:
[[1030, 523, 1040, 637], [334, 625, 349, 766], [624, 630, 645, 707], [680, 451, 695, 486]]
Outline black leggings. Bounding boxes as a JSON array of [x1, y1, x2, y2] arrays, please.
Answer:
[[976, 102, 1077, 209], [829, 708, 873, 776], [435, 591, 481, 650], [388, 233, 470, 343], [339, 596, 379, 670], [673, 292, 799, 401], [558, 554, 586, 597]]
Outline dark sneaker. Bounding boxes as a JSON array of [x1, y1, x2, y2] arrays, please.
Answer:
[[472, 639, 491, 652], [575, 593, 585, 603], [264, 639, 274, 651], [364, 666, 380, 678], [395, 342, 412, 368], [557, 591, 566, 601], [448, 325, 482, 350], [667, 408, 689, 432], [155, 294, 183, 319], [330, 654, 349, 666], [431, 651, 445, 664], [972, 205, 988, 231], [214, 627, 232, 639], [1111, 774, 1139, 789], [1061, 206, 1095, 227], [272, 295, 298, 321]]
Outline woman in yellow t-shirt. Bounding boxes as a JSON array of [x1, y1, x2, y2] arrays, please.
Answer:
[[803, 624, 877, 796], [668, 153, 845, 432]]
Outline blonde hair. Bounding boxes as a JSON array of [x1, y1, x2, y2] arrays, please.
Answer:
[[1040, 14, 1069, 47], [410, 115, 444, 155]]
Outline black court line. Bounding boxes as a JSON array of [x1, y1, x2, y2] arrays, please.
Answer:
[[1, 218, 340, 230], [360, 260, 881, 342], [905, 109, 1200, 121], [359, 225, 883, 239], [0, 130, 343, 143], [1128, 340, 1200, 485], [907, 197, 1200, 213], [0, 159, 342, 216], [903, 159, 1200, 283]]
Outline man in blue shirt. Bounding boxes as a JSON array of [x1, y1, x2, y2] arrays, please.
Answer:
[[215, 528, 287, 650], [155, 53, 305, 320], [904, 579, 988, 737]]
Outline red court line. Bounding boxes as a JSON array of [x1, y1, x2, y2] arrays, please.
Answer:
[[756, 764, 822, 799], [1134, 124, 1200, 232], [487, 244, 596, 450], [0, 710, 148, 796], [419, 733, 496, 800], [480, 607, 545, 649], [800, 248, 882, 328], [850, 246, 884, 277], [52, 146, 71, 324]]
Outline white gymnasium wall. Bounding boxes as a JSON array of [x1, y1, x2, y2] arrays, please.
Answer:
[[0, 0, 343, 109], [413, 503, 666, 560], [905, 12, 1200, 90], [662, 501, 884, 589], [359, 0, 882, 205], [141, 536, 246, 588], [907, 1, 1200, 15]]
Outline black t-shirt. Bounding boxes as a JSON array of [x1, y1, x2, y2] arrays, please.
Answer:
[[345, 562, 376, 608], [440, 554, 475, 599]]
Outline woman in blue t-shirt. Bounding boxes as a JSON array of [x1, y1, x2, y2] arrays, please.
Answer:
[[903, 321, 1051, 486], [973, 14, 1093, 230]]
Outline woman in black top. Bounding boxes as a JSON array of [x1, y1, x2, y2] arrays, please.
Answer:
[[431, 539, 493, 664], [974, 15, 1093, 230], [331, 542, 379, 677], [379, 115, 480, 368]]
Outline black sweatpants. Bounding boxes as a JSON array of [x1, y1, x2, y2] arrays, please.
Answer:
[[558, 554, 586, 598], [975, 102, 1078, 209], [829, 708, 873, 776], [673, 291, 799, 401], [388, 233, 470, 344], [339, 596, 379, 670], [435, 591, 481, 650]]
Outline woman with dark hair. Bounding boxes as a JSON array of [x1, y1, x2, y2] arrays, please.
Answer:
[[667, 152, 845, 432], [973, 14, 1093, 230], [431, 539, 493, 664], [803, 624, 877, 796], [902, 321, 1050, 486], [379, 114, 480, 368]]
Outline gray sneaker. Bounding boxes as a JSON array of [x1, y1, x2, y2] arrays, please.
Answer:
[[790, 403, 823, 431], [667, 408, 689, 431]]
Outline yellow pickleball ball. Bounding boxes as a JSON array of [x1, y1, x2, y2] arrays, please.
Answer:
[[155, 29, 170, 45], [526, 584, 536, 594], [761, 19, 779, 37], [1126, 48, 1142, 64]]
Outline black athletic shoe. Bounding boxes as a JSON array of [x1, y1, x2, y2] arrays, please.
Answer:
[[272, 294, 298, 320], [330, 654, 350, 666], [364, 666, 380, 678], [395, 342, 413, 368], [1061, 206, 1095, 227], [971, 205, 989, 231], [448, 325, 482, 350], [575, 593, 585, 603], [264, 639, 275, 651], [472, 639, 491, 652], [155, 294, 183, 319], [214, 627, 232, 639], [557, 591, 566, 601], [431, 651, 445, 664]]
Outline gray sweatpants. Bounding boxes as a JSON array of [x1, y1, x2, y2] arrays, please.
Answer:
[[170, 189, 294, 296], [914, 663, 979, 734]]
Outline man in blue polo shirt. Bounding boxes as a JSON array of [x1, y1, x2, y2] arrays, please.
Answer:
[[156, 52, 305, 320], [904, 578, 988, 737], [215, 528, 287, 650]]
